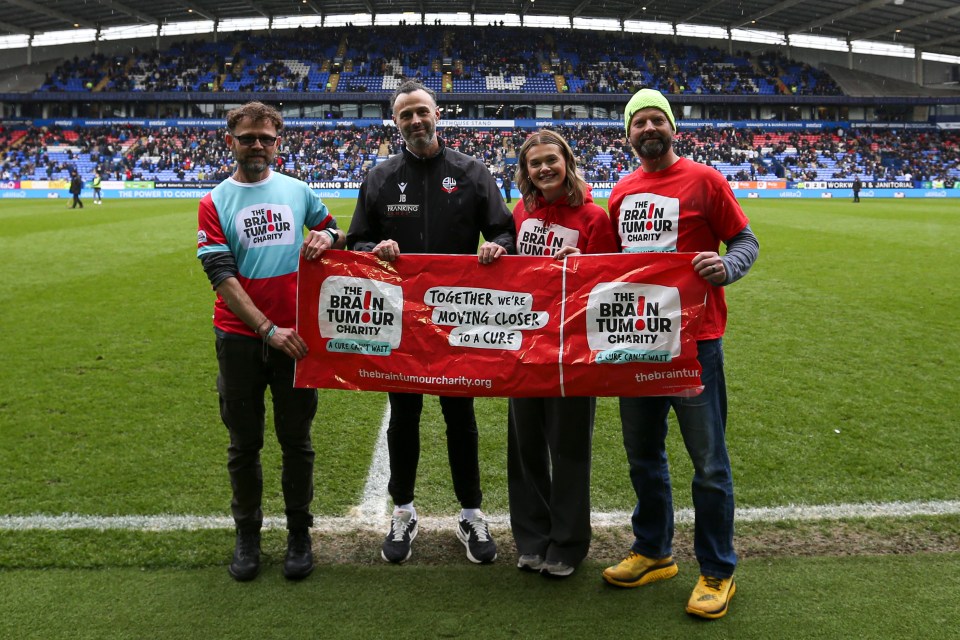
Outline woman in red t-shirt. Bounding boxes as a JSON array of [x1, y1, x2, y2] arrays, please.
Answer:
[[507, 129, 618, 578]]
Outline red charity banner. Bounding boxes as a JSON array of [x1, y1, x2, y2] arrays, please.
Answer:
[[295, 250, 708, 397]]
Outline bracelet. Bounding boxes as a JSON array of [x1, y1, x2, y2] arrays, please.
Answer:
[[263, 324, 277, 342], [324, 228, 338, 245], [256, 318, 271, 336]]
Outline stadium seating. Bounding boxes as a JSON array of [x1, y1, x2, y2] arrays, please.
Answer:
[[3, 124, 956, 186], [35, 25, 843, 97]]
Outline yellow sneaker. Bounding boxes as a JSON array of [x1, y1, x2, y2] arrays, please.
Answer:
[[686, 575, 736, 619], [602, 551, 679, 588]]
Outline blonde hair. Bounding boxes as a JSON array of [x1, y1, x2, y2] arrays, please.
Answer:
[[514, 129, 587, 212]]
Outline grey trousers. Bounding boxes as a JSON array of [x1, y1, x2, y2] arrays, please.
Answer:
[[507, 396, 595, 567]]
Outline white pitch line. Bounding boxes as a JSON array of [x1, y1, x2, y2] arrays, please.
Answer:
[[2, 500, 958, 532], [350, 401, 393, 523]]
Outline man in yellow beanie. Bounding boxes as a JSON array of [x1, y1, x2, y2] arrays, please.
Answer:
[[602, 88, 759, 620]]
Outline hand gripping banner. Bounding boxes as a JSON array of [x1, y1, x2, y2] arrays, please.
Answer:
[[295, 251, 708, 397]]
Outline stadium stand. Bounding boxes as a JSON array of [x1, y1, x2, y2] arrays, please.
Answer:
[[32, 26, 843, 98], [2, 123, 957, 187]]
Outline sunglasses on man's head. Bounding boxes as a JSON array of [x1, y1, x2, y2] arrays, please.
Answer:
[[233, 134, 278, 147]]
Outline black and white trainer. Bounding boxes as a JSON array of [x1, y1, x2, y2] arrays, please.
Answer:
[[457, 511, 497, 564], [381, 509, 418, 563]]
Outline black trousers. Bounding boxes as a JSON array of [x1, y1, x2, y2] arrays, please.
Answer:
[[386, 392, 483, 509], [508, 396, 595, 566], [215, 336, 318, 532], [71, 194, 83, 208]]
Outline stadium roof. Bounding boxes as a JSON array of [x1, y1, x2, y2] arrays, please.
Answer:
[[0, 0, 959, 60]]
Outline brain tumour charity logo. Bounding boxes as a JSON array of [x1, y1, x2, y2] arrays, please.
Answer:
[[586, 282, 681, 363], [319, 276, 403, 355], [235, 203, 295, 249], [517, 219, 580, 256], [617, 193, 679, 252]]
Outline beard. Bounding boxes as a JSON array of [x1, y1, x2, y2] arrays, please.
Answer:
[[403, 126, 436, 154], [239, 155, 268, 175], [634, 134, 671, 160]]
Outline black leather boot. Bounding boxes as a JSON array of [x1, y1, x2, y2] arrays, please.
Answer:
[[283, 529, 314, 580], [228, 529, 261, 581]]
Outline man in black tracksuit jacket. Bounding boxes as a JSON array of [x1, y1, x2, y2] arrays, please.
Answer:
[[349, 141, 512, 254], [348, 81, 515, 566]]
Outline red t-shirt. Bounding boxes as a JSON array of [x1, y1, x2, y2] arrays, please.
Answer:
[[608, 158, 749, 340], [512, 192, 619, 256]]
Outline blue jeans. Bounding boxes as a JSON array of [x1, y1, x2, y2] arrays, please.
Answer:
[[618, 338, 736, 578]]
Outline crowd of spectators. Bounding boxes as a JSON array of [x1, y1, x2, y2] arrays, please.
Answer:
[[37, 24, 842, 96], [448, 27, 546, 80], [564, 36, 844, 96], [2, 123, 957, 188]]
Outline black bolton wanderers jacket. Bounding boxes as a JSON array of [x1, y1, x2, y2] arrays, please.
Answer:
[[348, 139, 516, 255]]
